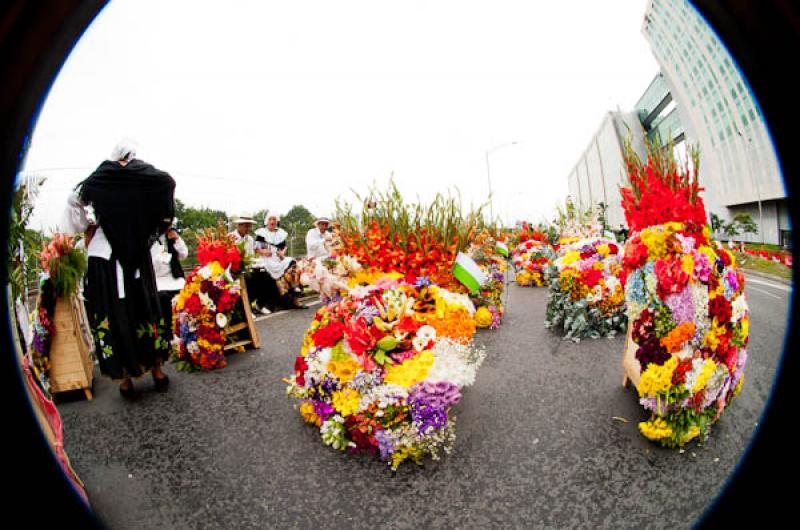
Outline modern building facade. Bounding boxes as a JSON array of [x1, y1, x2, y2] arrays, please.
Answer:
[[641, 0, 789, 246]]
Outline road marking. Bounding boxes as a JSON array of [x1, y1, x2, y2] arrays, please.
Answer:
[[745, 276, 792, 293], [748, 286, 782, 299], [253, 299, 322, 322]]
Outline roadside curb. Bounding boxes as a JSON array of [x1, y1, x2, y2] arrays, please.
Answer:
[[741, 268, 793, 287]]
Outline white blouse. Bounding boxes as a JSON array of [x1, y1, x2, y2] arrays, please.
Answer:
[[305, 227, 330, 259], [150, 234, 188, 292]]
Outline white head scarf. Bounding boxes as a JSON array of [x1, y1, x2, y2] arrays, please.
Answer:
[[264, 212, 280, 225], [110, 138, 138, 162]]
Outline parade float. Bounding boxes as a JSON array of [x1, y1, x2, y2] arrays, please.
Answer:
[[286, 182, 496, 469], [284, 273, 484, 471], [620, 140, 749, 448], [172, 226, 260, 371], [544, 201, 626, 340]]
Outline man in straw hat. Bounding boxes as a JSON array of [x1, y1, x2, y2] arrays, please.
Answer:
[[306, 216, 333, 260]]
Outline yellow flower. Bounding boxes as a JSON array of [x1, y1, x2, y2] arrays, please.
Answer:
[[593, 261, 604, 271], [681, 425, 701, 444], [740, 316, 750, 342], [561, 251, 581, 266], [474, 306, 493, 328], [637, 357, 678, 398], [516, 271, 532, 286], [208, 261, 224, 277], [703, 321, 726, 351], [299, 401, 320, 426], [384, 351, 435, 388], [331, 388, 362, 417], [702, 224, 711, 242], [734, 372, 745, 396], [597, 244, 610, 257], [692, 359, 718, 393], [639, 417, 673, 441], [390, 445, 425, 470], [698, 245, 717, 266], [680, 254, 695, 277], [327, 357, 361, 384], [664, 221, 684, 233], [640, 228, 668, 259]]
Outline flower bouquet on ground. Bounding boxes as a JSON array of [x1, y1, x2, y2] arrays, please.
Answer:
[[299, 253, 363, 306], [30, 234, 88, 394], [285, 273, 484, 471], [621, 138, 749, 447], [172, 229, 243, 371], [512, 237, 555, 287], [462, 230, 508, 330], [544, 236, 626, 340]]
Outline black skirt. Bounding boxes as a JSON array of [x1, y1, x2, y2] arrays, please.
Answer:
[[84, 257, 169, 380]]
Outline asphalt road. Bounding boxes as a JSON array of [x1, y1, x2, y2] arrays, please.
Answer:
[[55, 274, 791, 529]]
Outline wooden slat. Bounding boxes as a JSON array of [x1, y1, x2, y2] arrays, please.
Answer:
[[225, 322, 248, 333], [48, 295, 93, 399], [224, 340, 253, 351]]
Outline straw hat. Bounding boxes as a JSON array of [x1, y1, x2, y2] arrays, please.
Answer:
[[233, 213, 256, 224], [315, 216, 331, 226]]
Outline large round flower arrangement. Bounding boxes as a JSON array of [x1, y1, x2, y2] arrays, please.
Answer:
[[512, 239, 555, 287], [463, 231, 507, 330], [621, 140, 749, 447], [285, 273, 485, 471], [172, 230, 243, 371], [544, 237, 626, 340]]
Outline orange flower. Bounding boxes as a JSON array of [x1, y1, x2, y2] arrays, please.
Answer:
[[660, 321, 696, 353]]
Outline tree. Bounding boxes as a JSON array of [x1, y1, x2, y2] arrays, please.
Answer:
[[732, 212, 758, 237], [281, 204, 316, 256], [710, 212, 725, 234], [174, 199, 230, 264]]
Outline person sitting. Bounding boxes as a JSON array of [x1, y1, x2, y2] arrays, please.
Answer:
[[254, 212, 306, 310], [306, 217, 333, 259], [228, 214, 272, 315], [150, 218, 188, 344]]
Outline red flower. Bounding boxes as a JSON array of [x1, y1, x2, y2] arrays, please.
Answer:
[[580, 268, 603, 288], [294, 356, 308, 386], [312, 320, 346, 348], [345, 317, 378, 355], [623, 239, 648, 271], [396, 315, 422, 334], [654, 258, 689, 299], [608, 243, 618, 255], [672, 358, 693, 385], [709, 296, 732, 325], [184, 294, 204, 315]]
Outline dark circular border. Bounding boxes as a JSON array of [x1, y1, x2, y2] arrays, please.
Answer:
[[1, 1, 796, 526]]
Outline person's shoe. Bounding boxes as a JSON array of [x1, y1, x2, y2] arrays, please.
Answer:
[[260, 307, 271, 315], [119, 381, 138, 400], [153, 373, 170, 392]]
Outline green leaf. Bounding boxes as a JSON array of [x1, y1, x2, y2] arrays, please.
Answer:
[[374, 349, 388, 365], [376, 335, 398, 351]]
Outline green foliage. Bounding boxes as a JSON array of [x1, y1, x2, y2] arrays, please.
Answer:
[[732, 213, 758, 235], [709, 212, 724, 234], [49, 245, 87, 298], [282, 205, 317, 256], [8, 180, 44, 299], [175, 198, 230, 264]]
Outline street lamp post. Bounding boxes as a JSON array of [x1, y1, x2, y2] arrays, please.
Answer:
[[485, 141, 517, 222], [736, 128, 764, 244]]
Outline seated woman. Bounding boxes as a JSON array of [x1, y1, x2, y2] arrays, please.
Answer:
[[254, 212, 306, 310], [228, 213, 272, 315], [150, 219, 188, 342]]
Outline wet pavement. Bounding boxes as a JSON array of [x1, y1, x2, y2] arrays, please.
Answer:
[[55, 277, 790, 529]]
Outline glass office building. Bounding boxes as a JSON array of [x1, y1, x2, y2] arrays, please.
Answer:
[[642, 0, 789, 246]]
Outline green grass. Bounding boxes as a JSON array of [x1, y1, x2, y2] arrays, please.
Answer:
[[733, 251, 793, 281], [740, 242, 788, 253]]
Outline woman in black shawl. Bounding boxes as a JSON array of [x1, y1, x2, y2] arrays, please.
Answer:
[[66, 140, 176, 398]]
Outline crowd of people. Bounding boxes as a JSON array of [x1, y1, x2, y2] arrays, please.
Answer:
[[62, 140, 335, 399]]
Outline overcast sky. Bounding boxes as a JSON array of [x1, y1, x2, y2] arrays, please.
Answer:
[[20, 0, 657, 232]]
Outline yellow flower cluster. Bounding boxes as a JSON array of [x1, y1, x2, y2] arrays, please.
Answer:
[[692, 358, 718, 393], [596, 244, 610, 257], [680, 253, 695, 277], [703, 321, 727, 351], [559, 236, 581, 245], [327, 357, 361, 384], [637, 357, 678, 398], [516, 271, 532, 286], [474, 306, 493, 328], [348, 269, 403, 288], [331, 388, 362, 416], [561, 251, 581, 267], [384, 350, 435, 388], [734, 372, 745, 396], [698, 245, 717, 268], [390, 445, 425, 470], [639, 417, 673, 441], [640, 227, 669, 259], [299, 401, 321, 426], [681, 425, 702, 444]]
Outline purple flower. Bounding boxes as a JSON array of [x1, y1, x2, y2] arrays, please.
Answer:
[[676, 233, 696, 254], [692, 250, 711, 283], [415, 277, 432, 287], [409, 380, 462, 409], [665, 287, 694, 324], [409, 395, 449, 434], [355, 304, 381, 321], [312, 400, 335, 423], [375, 428, 397, 461]]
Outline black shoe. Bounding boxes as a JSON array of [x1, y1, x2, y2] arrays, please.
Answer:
[[153, 373, 170, 392], [119, 382, 138, 400]]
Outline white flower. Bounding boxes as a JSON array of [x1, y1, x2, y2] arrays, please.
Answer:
[[198, 265, 213, 280], [676, 344, 694, 360], [348, 285, 371, 299], [605, 276, 620, 293], [304, 355, 328, 386], [317, 347, 332, 364], [731, 295, 748, 323], [427, 338, 486, 387], [412, 325, 437, 351], [198, 291, 216, 311], [215, 312, 228, 328]]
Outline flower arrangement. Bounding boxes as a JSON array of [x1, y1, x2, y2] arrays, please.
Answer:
[[299, 254, 363, 305], [285, 273, 485, 470], [461, 230, 507, 329], [512, 239, 555, 287], [172, 232, 243, 371], [544, 237, 626, 341], [621, 138, 749, 447], [334, 180, 488, 292]]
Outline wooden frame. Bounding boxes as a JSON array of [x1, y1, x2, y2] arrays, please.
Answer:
[[49, 295, 94, 400], [224, 276, 261, 351], [621, 320, 642, 389]]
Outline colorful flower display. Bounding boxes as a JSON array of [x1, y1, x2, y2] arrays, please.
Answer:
[[172, 233, 243, 371], [285, 273, 485, 470], [621, 138, 749, 447], [512, 239, 555, 287], [544, 237, 626, 340], [461, 231, 508, 329]]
